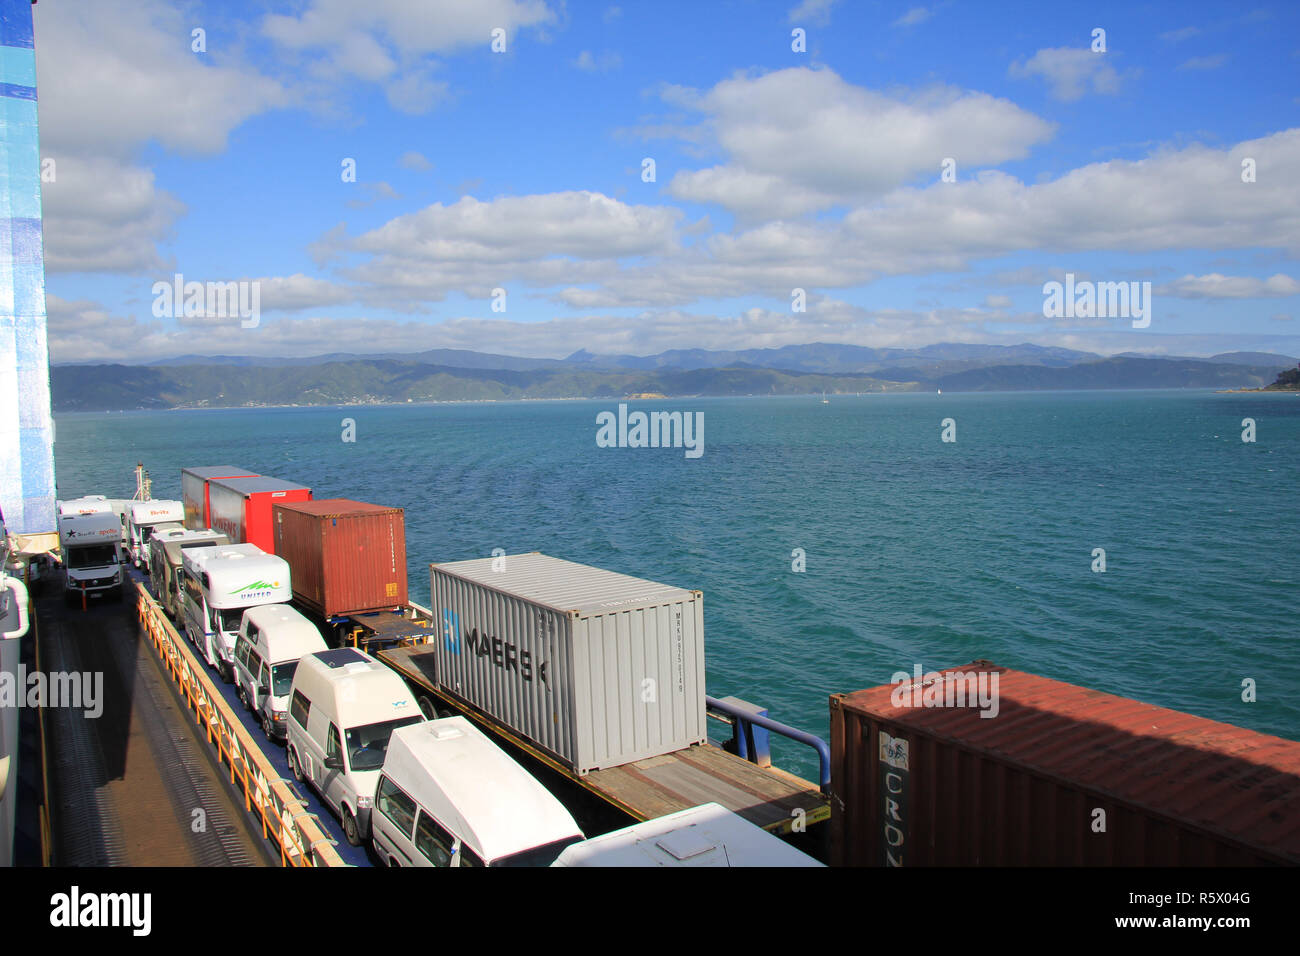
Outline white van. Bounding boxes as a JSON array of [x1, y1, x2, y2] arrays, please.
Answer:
[[232, 604, 327, 742], [56, 510, 124, 605], [552, 802, 825, 867], [125, 500, 184, 567], [285, 648, 424, 845], [148, 528, 229, 618], [371, 717, 584, 868], [181, 544, 291, 682]]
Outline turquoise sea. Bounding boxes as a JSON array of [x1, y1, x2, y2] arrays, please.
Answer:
[[53, 390, 1300, 780]]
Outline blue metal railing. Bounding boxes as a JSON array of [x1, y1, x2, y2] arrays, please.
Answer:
[[705, 695, 831, 792]]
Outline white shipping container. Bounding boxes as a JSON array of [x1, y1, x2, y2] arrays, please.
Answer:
[[431, 553, 706, 775]]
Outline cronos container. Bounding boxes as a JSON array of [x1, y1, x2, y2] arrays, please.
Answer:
[[431, 552, 707, 775], [207, 476, 311, 553], [273, 498, 407, 618], [830, 660, 1300, 867], [181, 466, 258, 530]]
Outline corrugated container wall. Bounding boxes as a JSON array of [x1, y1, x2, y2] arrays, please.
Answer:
[[181, 466, 257, 530], [208, 476, 311, 553], [830, 661, 1300, 867], [431, 553, 707, 775], [273, 499, 407, 618]]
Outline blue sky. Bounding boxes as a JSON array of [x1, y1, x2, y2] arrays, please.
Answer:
[[30, 0, 1300, 362]]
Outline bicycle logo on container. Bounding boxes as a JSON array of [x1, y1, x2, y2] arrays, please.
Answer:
[[878, 732, 910, 867]]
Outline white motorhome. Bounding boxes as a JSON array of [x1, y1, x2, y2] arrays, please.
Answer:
[[551, 802, 825, 867], [148, 528, 228, 618], [56, 510, 124, 605], [285, 648, 424, 846], [57, 495, 112, 517], [371, 717, 584, 868], [181, 544, 290, 682], [125, 499, 184, 567], [232, 604, 327, 742]]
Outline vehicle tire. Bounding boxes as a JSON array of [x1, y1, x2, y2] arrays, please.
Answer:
[[342, 808, 361, 847], [261, 712, 275, 741], [417, 696, 437, 720], [287, 748, 305, 783], [237, 685, 250, 711]]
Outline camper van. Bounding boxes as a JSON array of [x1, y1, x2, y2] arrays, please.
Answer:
[[181, 544, 290, 681], [232, 604, 327, 742], [148, 528, 229, 618], [56, 510, 124, 605], [551, 802, 825, 867], [285, 648, 424, 846], [371, 717, 584, 868], [125, 500, 184, 567]]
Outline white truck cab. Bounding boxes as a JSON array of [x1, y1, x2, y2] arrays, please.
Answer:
[[371, 716, 584, 867], [181, 544, 290, 682], [232, 604, 327, 742], [552, 802, 825, 867], [285, 648, 425, 846], [125, 500, 184, 568], [56, 509, 124, 605]]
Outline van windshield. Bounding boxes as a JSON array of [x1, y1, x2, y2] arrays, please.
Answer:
[[490, 836, 585, 868], [345, 716, 423, 772], [218, 608, 245, 633], [271, 661, 298, 697], [67, 545, 117, 569]]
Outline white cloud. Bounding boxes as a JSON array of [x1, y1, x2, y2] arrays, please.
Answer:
[[1178, 54, 1229, 71], [41, 157, 186, 274], [662, 67, 1054, 220], [1160, 26, 1200, 43], [1009, 47, 1124, 101], [788, 0, 838, 26], [1157, 273, 1300, 299], [892, 7, 932, 28], [397, 151, 434, 172], [573, 50, 621, 72]]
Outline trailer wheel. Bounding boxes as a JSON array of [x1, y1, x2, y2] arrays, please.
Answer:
[[342, 808, 361, 847]]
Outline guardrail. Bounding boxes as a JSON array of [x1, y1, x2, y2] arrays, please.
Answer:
[[134, 583, 345, 867], [705, 695, 832, 793]]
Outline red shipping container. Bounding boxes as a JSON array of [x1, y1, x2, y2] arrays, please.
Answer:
[[208, 476, 312, 553], [180, 466, 258, 530], [831, 660, 1300, 866], [272, 499, 407, 618]]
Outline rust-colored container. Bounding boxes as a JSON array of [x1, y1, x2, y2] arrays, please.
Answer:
[[830, 661, 1300, 867], [272, 499, 407, 618]]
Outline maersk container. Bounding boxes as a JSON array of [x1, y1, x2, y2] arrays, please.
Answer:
[[181, 466, 258, 530], [273, 499, 408, 618], [431, 553, 707, 775], [830, 660, 1300, 867], [207, 476, 311, 553]]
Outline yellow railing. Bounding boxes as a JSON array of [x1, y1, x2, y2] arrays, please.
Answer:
[[134, 584, 345, 867]]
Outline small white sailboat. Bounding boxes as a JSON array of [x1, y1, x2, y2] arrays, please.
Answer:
[[821, 391, 829, 404]]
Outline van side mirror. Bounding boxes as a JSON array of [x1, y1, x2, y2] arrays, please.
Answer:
[[258, 684, 269, 697], [324, 754, 343, 771]]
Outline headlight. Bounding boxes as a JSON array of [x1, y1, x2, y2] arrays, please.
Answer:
[[356, 796, 373, 809]]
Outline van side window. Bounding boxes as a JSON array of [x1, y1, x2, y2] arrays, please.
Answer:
[[327, 725, 343, 766], [248, 650, 263, 680], [414, 812, 455, 867], [234, 637, 250, 669], [289, 690, 311, 727], [376, 776, 418, 840]]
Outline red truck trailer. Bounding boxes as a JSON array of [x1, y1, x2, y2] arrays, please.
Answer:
[[208, 476, 311, 553]]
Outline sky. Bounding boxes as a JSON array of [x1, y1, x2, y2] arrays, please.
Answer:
[[29, 0, 1300, 364]]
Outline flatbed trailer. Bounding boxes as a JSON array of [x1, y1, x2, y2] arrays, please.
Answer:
[[377, 643, 830, 836]]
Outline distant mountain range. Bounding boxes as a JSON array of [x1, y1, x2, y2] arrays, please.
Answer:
[[49, 343, 1298, 411]]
